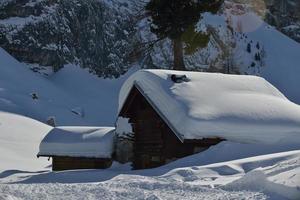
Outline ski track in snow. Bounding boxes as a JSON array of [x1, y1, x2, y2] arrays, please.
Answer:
[[0, 178, 267, 200]]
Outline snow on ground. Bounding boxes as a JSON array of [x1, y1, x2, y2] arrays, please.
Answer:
[[0, 139, 300, 199], [1, 105, 299, 199]]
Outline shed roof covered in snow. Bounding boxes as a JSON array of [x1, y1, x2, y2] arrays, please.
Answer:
[[118, 70, 300, 144], [38, 127, 115, 158]]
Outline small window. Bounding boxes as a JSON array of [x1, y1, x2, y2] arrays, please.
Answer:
[[151, 156, 161, 162]]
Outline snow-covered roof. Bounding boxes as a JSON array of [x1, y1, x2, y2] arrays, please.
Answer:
[[118, 70, 300, 144], [38, 127, 115, 158]]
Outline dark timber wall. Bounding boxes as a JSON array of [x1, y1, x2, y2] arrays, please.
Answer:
[[119, 86, 223, 169], [52, 157, 112, 171]]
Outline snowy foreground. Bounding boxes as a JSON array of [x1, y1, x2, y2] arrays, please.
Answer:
[[0, 111, 299, 200]]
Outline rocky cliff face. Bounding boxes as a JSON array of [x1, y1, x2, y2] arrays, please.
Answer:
[[264, 0, 300, 42], [0, 0, 141, 77]]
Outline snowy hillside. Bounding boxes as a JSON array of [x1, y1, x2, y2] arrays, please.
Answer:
[[0, 47, 132, 126], [249, 24, 300, 104], [203, 2, 300, 104], [224, 4, 300, 104]]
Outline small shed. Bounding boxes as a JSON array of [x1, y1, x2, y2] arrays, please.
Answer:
[[117, 70, 300, 169], [38, 127, 115, 171]]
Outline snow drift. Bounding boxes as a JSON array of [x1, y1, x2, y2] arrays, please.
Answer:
[[0, 111, 51, 172]]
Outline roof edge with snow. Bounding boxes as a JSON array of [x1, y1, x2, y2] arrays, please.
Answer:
[[134, 82, 185, 143], [117, 69, 300, 144], [38, 126, 115, 159]]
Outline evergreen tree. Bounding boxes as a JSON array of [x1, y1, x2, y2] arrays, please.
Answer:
[[255, 52, 261, 61], [146, 0, 223, 70], [256, 42, 260, 50], [247, 43, 251, 53]]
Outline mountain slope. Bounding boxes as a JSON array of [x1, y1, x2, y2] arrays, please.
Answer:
[[0, 47, 131, 126], [249, 24, 300, 103], [194, 4, 300, 104], [228, 10, 300, 103]]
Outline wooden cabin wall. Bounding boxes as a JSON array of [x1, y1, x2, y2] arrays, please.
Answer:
[[119, 86, 223, 169], [52, 157, 112, 171], [119, 87, 194, 169]]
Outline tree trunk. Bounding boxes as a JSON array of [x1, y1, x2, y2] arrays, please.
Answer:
[[173, 37, 186, 71]]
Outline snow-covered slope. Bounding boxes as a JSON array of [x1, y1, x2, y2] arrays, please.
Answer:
[[248, 21, 300, 104], [0, 111, 51, 172], [0, 127, 299, 200], [0, 47, 131, 126], [225, 8, 300, 104], [217, 4, 300, 104]]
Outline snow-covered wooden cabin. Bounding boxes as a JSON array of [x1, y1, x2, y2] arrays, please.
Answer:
[[38, 127, 115, 171], [117, 70, 300, 169]]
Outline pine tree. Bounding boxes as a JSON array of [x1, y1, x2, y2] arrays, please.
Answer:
[[247, 43, 251, 53], [146, 0, 223, 70], [256, 42, 260, 50], [255, 52, 261, 61]]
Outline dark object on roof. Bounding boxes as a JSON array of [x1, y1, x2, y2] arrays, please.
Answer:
[[170, 74, 190, 83]]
